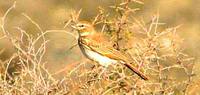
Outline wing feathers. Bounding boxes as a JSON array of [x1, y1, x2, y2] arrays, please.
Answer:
[[80, 37, 148, 80]]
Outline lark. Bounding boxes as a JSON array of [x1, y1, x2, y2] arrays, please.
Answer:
[[72, 21, 148, 80]]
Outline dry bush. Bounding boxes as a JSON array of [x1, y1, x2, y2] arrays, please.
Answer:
[[0, 0, 196, 95], [0, 2, 70, 94]]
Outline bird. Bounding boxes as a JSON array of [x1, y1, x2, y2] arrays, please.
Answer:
[[72, 21, 148, 80]]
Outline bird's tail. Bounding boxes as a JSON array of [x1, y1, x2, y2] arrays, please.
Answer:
[[124, 63, 149, 80]]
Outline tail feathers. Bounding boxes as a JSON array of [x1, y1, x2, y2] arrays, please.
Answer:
[[124, 63, 149, 80]]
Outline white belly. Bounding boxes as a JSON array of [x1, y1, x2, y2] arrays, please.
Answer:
[[84, 48, 117, 67]]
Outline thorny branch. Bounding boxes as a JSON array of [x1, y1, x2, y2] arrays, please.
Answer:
[[0, 0, 196, 95]]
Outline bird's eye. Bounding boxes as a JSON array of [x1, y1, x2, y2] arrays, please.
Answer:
[[79, 24, 84, 27]]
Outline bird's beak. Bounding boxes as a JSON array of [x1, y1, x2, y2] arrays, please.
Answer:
[[71, 25, 77, 29]]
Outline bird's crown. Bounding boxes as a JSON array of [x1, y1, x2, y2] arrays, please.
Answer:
[[72, 21, 95, 36]]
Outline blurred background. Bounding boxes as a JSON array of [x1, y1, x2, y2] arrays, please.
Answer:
[[0, 0, 199, 77]]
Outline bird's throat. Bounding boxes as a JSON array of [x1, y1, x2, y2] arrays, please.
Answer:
[[79, 32, 91, 37]]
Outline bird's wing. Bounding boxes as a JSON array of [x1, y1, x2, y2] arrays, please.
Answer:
[[81, 38, 149, 80], [86, 41, 148, 80], [81, 38, 129, 62]]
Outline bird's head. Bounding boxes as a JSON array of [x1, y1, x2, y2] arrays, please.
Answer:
[[72, 21, 95, 37]]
